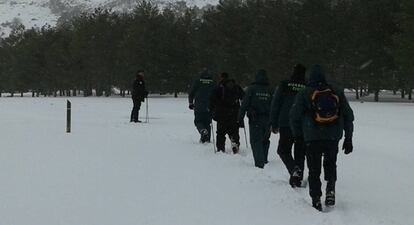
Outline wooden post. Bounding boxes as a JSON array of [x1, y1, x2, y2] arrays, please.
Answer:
[[67, 100, 71, 133]]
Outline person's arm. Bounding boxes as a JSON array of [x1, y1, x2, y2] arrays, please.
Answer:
[[269, 85, 283, 130], [289, 91, 306, 138], [209, 87, 219, 113], [238, 87, 252, 123], [238, 85, 245, 100], [188, 80, 199, 104], [340, 91, 354, 139], [143, 80, 148, 98]]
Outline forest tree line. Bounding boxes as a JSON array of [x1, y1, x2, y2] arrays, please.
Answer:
[[0, 0, 413, 101]]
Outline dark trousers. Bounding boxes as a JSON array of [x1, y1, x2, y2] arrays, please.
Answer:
[[194, 112, 212, 140], [216, 119, 240, 151], [249, 120, 271, 168], [277, 127, 305, 175], [306, 140, 339, 198], [130, 98, 142, 122]]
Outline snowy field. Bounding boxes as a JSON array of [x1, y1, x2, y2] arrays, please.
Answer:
[[0, 97, 413, 225]]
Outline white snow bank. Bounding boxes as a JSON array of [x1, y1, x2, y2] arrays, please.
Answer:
[[0, 97, 412, 225]]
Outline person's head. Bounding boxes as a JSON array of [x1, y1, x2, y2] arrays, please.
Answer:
[[200, 68, 212, 79], [255, 69, 269, 85], [308, 64, 327, 87], [291, 64, 306, 83], [136, 70, 145, 79], [219, 72, 229, 82]]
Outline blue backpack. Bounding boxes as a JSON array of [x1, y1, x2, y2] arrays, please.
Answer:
[[311, 87, 340, 125]]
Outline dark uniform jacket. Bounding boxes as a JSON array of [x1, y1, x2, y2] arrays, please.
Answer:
[[270, 80, 305, 129], [209, 79, 244, 121], [239, 71, 273, 123], [188, 71, 215, 113], [132, 77, 147, 102]]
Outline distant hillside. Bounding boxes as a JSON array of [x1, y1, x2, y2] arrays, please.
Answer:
[[0, 0, 217, 38]]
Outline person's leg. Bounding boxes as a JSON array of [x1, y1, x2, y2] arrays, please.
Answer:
[[293, 131, 306, 181], [131, 98, 140, 122], [323, 141, 339, 191], [205, 113, 212, 142], [262, 125, 271, 164], [194, 112, 211, 143], [216, 121, 227, 151], [277, 127, 296, 174], [228, 119, 240, 153], [322, 141, 339, 206], [249, 122, 265, 168], [306, 141, 323, 200]]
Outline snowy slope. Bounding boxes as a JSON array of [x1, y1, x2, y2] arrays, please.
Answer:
[[0, 97, 412, 225], [0, 0, 218, 38]]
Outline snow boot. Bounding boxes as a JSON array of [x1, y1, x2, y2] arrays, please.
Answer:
[[325, 191, 335, 206], [312, 198, 323, 211], [289, 167, 302, 188], [231, 141, 240, 154], [200, 129, 209, 143]]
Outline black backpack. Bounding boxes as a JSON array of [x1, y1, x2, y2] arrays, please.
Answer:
[[311, 87, 340, 125]]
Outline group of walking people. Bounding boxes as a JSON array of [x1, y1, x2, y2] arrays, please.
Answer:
[[188, 64, 354, 211]]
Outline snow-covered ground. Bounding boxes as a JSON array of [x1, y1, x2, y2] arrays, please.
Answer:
[[0, 97, 413, 225]]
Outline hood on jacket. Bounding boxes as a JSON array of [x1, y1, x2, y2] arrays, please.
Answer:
[[200, 69, 212, 79], [307, 65, 327, 87], [254, 69, 269, 85], [290, 64, 306, 83]]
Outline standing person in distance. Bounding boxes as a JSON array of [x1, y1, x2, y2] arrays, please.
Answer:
[[238, 69, 273, 168], [130, 70, 148, 123], [290, 65, 354, 211], [188, 69, 215, 143], [209, 72, 244, 153], [270, 64, 307, 187]]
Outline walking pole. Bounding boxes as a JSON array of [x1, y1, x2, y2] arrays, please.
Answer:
[[243, 126, 249, 149], [145, 97, 149, 123], [211, 122, 216, 153]]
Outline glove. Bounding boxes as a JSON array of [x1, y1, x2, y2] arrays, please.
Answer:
[[238, 120, 245, 128], [342, 138, 353, 154], [189, 103, 195, 110]]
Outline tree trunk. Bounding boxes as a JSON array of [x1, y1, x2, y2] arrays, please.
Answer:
[[96, 89, 103, 97], [73, 89, 77, 96], [11, 92, 14, 97], [32, 92, 35, 97], [356, 87, 360, 100], [408, 88, 412, 100], [21, 92, 24, 97], [67, 90, 71, 97], [54, 91, 58, 97], [374, 89, 379, 102], [393, 90, 397, 95], [174, 91, 178, 98], [401, 89, 405, 99]]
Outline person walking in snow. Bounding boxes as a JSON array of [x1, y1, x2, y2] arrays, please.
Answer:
[[290, 65, 354, 211], [130, 70, 148, 123], [188, 69, 216, 143], [209, 72, 244, 153], [238, 69, 273, 168], [270, 64, 307, 188]]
